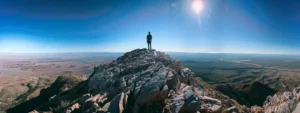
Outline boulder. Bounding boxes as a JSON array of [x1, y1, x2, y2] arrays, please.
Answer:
[[107, 92, 126, 113], [101, 102, 111, 111], [164, 90, 185, 113], [135, 66, 167, 105], [181, 89, 200, 113], [166, 71, 181, 92], [156, 85, 169, 101]]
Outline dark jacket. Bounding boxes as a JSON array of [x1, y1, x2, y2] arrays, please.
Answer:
[[147, 34, 152, 43]]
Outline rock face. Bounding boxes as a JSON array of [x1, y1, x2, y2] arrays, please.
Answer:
[[7, 48, 246, 113], [261, 87, 300, 113]]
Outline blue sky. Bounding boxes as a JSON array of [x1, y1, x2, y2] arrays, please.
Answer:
[[0, 0, 299, 54]]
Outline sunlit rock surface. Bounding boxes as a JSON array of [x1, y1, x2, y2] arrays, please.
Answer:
[[8, 48, 247, 113]]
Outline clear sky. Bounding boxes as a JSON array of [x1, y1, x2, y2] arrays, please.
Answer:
[[0, 0, 299, 54]]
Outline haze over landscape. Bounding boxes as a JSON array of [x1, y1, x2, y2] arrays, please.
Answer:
[[1, 0, 300, 113]]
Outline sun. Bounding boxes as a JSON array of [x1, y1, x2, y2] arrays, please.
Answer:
[[192, 0, 204, 14]]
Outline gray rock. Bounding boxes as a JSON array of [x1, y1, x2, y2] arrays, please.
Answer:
[[82, 94, 106, 111], [293, 102, 300, 113], [107, 92, 126, 113], [156, 85, 169, 101], [226, 106, 239, 113], [167, 91, 185, 113], [166, 71, 181, 92], [199, 96, 222, 113], [263, 88, 300, 113]]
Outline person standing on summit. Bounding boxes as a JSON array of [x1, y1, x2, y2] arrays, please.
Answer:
[[147, 32, 152, 50]]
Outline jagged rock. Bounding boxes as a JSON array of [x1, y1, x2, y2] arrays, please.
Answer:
[[6, 75, 86, 113], [82, 94, 106, 111], [101, 102, 111, 112], [225, 106, 238, 113], [107, 92, 126, 113], [66, 103, 80, 113], [135, 65, 167, 105], [263, 87, 300, 113], [199, 96, 222, 113], [120, 77, 127, 88], [157, 85, 169, 101], [164, 90, 185, 113], [250, 105, 264, 113], [164, 84, 222, 113], [281, 92, 294, 102], [166, 71, 181, 92], [179, 68, 194, 85], [10, 49, 249, 113], [264, 100, 297, 113], [181, 89, 200, 113]]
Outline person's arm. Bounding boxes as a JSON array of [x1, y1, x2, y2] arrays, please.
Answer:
[[146, 35, 148, 42]]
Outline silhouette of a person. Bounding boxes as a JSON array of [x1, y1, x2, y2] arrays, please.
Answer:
[[147, 32, 152, 50]]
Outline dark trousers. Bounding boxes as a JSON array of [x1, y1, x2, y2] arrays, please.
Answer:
[[147, 42, 152, 50]]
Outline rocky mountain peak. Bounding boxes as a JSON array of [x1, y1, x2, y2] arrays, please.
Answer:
[[8, 48, 247, 113]]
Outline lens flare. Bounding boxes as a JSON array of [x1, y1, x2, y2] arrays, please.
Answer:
[[192, 0, 204, 14]]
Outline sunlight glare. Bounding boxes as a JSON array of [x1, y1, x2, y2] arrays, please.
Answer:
[[192, 0, 204, 14]]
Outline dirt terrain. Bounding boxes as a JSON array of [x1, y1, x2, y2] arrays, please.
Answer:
[[0, 53, 121, 111]]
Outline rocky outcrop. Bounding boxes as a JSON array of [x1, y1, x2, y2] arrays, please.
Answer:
[[8, 48, 247, 113], [260, 87, 300, 113], [6, 75, 86, 113]]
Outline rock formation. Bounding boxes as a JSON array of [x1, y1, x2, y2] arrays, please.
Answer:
[[259, 87, 300, 113], [7, 49, 248, 113]]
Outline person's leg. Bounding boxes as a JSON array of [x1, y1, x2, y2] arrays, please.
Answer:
[[150, 42, 152, 50], [147, 43, 150, 50]]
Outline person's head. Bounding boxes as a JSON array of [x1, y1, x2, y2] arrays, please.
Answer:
[[148, 32, 151, 35]]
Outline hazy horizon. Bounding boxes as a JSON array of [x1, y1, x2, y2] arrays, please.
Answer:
[[1, 50, 300, 55], [0, 0, 300, 54]]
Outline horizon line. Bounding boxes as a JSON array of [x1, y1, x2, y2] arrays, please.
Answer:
[[0, 51, 299, 55]]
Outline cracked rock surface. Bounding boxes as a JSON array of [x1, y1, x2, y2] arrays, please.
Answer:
[[13, 48, 248, 113]]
